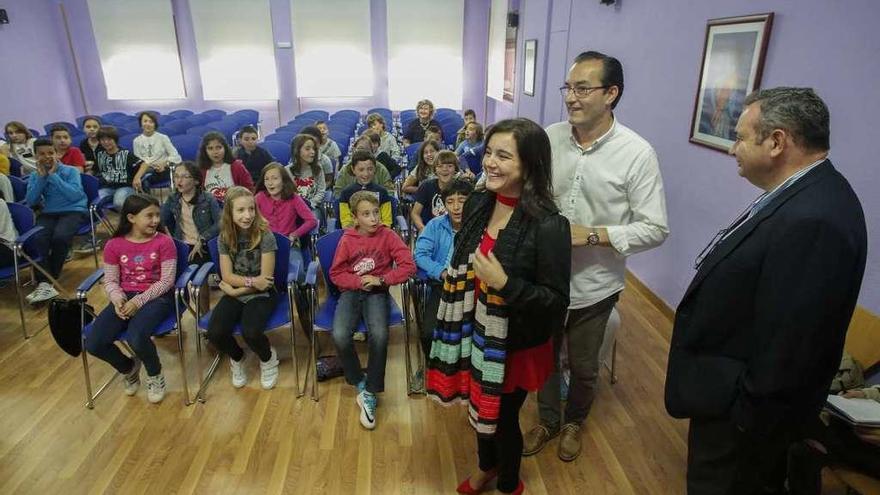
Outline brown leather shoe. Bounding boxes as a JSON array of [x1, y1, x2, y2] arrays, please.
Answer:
[[557, 423, 582, 462], [522, 424, 558, 456]]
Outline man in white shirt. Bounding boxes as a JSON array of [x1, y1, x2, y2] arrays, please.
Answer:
[[523, 51, 670, 461]]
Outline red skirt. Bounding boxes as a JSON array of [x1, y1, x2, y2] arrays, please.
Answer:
[[502, 339, 554, 393]]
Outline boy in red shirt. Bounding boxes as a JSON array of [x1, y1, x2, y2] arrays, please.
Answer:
[[51, 125, 86, 171], [329, 190, 415, 430]]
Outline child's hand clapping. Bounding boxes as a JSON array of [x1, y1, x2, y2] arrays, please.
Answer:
[[360, 275, 382, 290]]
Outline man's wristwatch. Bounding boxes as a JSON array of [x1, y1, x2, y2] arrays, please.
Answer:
[[587, 231, 601, 246]]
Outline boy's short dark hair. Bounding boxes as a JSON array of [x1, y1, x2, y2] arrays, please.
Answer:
[[441, 178, 474, 201], [315, 120, 326, 126], [239, 125, 258, 136], [464, 109, 476, 118], [33, 138, 54, 152], [349, 149, 376, 167], [427, 124, 442, 134], [300, 125, 322, 142], [96, 126, 119, 143], [82, 115, 102, 126], [50, 124, 70, 137]]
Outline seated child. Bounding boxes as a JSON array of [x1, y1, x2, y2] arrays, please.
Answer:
[[334, 133, 395, 197], [330, 190, 415, 429], [79, 116, 104, 173], [198, 131, 254, 203], [455, 122, 484, 157], [337, 150, 394, 229], [254, 162, 317, 279], [133, 111, 181, 188], [4, 121, 37, 174], [206, 186, 281, 390], [25, 139, 89, 303], [95, 126, 150, 209], [402, 139, 440, 195], [235, 125, 274, 184], [315, 121, 342, 171], [84, 194, 176, 403], [161, 161, 221, 264], [286, 134, 326, 225], [0, 198, 19, 267], [411, 150, 466, 232], [413, 178, 472, 357], [454, 109, 477, 148], [50, 125, 86, 170], [366, 113, 401, 161]]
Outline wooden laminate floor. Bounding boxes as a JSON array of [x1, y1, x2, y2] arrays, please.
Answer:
[[0, 247, 687, 494]]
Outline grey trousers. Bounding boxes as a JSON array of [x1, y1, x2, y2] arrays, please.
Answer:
[[536, 292, 620, 429]]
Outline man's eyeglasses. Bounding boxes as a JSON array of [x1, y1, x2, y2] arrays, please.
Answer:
[[559, 85, 610, 98]]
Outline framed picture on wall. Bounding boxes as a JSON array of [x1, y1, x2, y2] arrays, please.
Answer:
[[689, 13, 774, 152], [523, 39, 537, 96]]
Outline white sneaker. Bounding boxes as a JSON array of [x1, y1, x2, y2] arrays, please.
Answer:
[[356, 389, 378, 430], [353, 331, 366, 342], [260, 347, 280, 390], [145, 374, 166, 403], [123, 358, 141, 396], [28, 282, 59, 304], [230, 354, 248, 388], [73, 240, 99, 254]]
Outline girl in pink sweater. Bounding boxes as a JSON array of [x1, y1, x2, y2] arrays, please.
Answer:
[[255, 162, 316, 280], [84, 194, 177, 404]]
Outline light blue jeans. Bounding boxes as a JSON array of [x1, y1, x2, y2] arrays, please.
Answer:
[[98, 186, 135, 210]]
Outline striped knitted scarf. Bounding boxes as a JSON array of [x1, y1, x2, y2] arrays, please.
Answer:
[[425, 191, 519, 437]]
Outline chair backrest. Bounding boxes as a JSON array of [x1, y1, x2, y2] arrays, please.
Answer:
[[168, 109, 195, 119], [186, 125, 213, 138], [80, 173, 100, 204], [315, 229, 345, 297], [9, 176, 26, 202], [119, 133, 139, 152], [207, 120, 238, 142], [29, 128, 43, 139], [170, 135, 202, 161], [261, 141, 290, 164], [185, 114, 211, 126], [405, 142, 421, 165], [9, 158, 23, 177], [463, 144, 484, 175], [231, 109, 259, 127], [201, 109, 227, 122], [163, 119, 192, 136], [296, 110, 329, 121], [172, 238, 194, 281], [331, 109, 360, 120], [206, 231, 290, 290], [264, 132, 296, 145], [7, 202, 35, 233]]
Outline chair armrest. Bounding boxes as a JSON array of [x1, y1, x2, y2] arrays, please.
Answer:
[[304, 260, 319, 286], [326, 217, 338, 232], [175, 263, 199, 290], [191, 262, 215, 287], [395, 215, 408, 233], [76, 268, 105, 299], [14, 225, 44, 248]]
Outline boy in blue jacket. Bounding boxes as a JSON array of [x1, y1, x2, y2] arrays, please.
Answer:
[[25, 139, 88, 303], [412, 178, 472, 357]]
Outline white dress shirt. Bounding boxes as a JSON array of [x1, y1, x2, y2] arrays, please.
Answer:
[[547, 118, 670, 309]]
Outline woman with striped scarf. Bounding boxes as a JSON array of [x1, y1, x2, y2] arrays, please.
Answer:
[[426, 118, 572, 494]]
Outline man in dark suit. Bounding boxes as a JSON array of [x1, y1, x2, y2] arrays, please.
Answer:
[[665, 87, 867, 495]]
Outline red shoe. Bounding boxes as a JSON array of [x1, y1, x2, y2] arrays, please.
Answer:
[[508, 480, 525, 494], [456, 470, 498, 494]]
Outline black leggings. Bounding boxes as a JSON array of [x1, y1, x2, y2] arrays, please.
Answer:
[[477, 388, 528, 493], [206, 293, 277, 362]]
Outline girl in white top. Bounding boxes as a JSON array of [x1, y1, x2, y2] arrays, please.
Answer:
[[133, 111, 181, 185], [3, 121, 37, 174]]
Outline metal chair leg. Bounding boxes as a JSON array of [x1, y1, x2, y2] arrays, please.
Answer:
[[175, 291, 193, 406], [309, 286, 320, 402], [13, 250, 27, 340], [287, 288, 303, 398], [400, 282, 414, 395]]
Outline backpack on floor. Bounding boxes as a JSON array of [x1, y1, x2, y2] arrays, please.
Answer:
[[48, 298, 95, 357], [316, 356, 344, 382]]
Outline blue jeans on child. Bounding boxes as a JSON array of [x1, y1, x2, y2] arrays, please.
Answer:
[[34, 211, 86, 282], [332, 290, 390, 393], [85, 291, 173, 376], [98, 186, 136, 210]]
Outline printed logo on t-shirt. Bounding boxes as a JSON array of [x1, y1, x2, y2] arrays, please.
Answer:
[[431, 193, 446, 218], [353, 257, 376, 275]]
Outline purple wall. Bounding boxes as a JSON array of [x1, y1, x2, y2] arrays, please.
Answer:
[[3, 0, 492, 135], [0, 0, 81, 130], [514, 0, 880, 313]]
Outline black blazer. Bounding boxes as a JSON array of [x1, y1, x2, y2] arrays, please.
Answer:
[[664, 160, 867, 435], [455, 191, 572, 351]]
